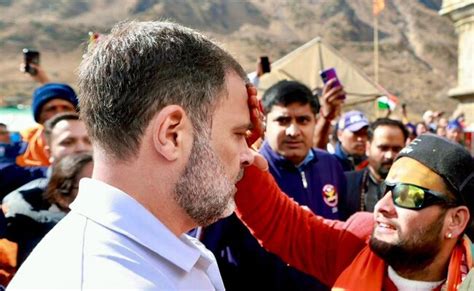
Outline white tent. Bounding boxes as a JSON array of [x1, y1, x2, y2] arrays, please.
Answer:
[[257, 37, 387, 105]]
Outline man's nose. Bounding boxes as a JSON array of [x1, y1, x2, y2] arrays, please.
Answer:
[[384, 150, 395, 160], [240, 145, 255, 167], [356, 134, 366, 142], [374, 191, 397, 217], [285, 123, 300, 137]]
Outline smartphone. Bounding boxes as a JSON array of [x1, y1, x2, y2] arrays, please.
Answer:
[[320, 67, 345, 99], [260, 56, 271, 73], [23, 48, 40, 75]]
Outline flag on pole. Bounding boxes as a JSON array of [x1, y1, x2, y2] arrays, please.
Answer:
[[377, 95, 398, 110], [373, 0, 385, 16]]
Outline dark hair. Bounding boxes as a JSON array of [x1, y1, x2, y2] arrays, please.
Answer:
[[44, 112, 81, 145], [43, 152, 93, 212], [0, 123, 6, 128], [78, 21, 246, 161], [368, 118, 409, 141], [261, 80, 320, 115]]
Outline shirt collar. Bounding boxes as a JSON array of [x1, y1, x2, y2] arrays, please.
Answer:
[[70, 178, 212, 272], [296, 150, 315, 170], [261, 141, 316, 169]]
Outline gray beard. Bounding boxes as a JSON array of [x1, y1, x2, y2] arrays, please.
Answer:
[[173, 132, 236, 227]]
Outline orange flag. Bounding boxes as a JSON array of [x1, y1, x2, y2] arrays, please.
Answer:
[[373, 0, 385, 15]]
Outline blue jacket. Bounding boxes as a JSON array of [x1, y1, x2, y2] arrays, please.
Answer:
[[201, 142, 347, 291], [262, 142, 346, 219]]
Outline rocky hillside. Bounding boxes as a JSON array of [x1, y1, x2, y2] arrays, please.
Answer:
[[0, 0, 459, 119]]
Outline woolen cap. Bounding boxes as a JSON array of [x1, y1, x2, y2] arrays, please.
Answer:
[[32, 83, 78, 123]]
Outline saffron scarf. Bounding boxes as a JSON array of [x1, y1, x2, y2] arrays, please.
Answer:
[[16, 124, 50, 167], [332, 236, 473, 291]]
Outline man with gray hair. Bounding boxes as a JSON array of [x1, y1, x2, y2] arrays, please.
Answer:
[[9, 21, 258, 289]]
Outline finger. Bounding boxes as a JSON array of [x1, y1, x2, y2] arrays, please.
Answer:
[[322, 78, 337, 95], [251, 151, 269, 171], [324, 85, 344, 102], [247, 86, 258, 106], [246, 84, 264, 146]]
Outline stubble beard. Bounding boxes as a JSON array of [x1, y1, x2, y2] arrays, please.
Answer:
[[173, 132, 237, 227], [377, 161, 392, 179], [369, 209, 446, 275]]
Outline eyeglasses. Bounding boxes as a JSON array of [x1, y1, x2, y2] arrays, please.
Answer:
[[382, 181, 458, 210]]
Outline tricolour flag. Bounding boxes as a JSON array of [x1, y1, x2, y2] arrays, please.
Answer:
[[377, 95, 398, 110], [373, 0, 385, 16]]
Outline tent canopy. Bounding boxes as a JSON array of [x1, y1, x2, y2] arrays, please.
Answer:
[[0, 106, 34, 132], [257, 37, 386, 105]]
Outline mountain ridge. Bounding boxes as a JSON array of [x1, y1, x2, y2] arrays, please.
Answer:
[[0, 0, 458, 118]]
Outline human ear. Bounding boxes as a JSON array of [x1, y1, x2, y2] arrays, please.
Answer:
[[152, 105, 189, 162], [444, 206, 470, 239]]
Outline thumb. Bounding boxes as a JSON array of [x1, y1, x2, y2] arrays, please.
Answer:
[[250, 151, 268, 171]]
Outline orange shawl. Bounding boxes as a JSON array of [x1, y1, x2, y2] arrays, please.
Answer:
[[332, 237, 473, 291], [16, 124, 50, 167]]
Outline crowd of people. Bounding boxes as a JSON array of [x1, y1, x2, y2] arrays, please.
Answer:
[[0, 20, 473, 290]]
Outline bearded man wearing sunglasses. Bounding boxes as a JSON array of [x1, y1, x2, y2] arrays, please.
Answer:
[[235, 134, 474, 290]]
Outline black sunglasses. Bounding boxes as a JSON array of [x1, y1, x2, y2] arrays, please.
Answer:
[[382, 181, 458, 210]]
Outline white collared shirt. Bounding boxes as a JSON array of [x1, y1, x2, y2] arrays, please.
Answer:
[[8, 178, 225, 290]]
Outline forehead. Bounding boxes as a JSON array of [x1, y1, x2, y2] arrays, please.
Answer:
[[267, 103, 313, 117], [448, 127, 462, 132], [42, 98, 75, 108], [386, 157, 449, 194], [52, 120, 87, 137], [212, 71, 249, 128], [372, 125, 405, 141]]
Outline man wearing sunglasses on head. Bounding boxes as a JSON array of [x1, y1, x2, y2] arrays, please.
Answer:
[[235, 133, 474, 290]]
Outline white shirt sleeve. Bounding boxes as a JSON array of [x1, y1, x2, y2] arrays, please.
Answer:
[[247, 72, 260, 87]]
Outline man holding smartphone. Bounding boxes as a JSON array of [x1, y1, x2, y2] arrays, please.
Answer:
[[17, 54, 79, 167], [247, 56, 271, 87], [15, 82, 78, 167]]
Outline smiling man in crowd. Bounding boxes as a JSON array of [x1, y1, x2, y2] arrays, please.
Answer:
[[235, 134, 474, 290]]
